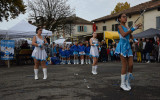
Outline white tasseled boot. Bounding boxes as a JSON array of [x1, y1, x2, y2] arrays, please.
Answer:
[[92, 66, 95, 74], [43, 68, 47, 80], [126, 73, 132, 90], [85, 59, 88, 64], [74, 59, 76, 64], [81, 59, 83, 65], [64, 60, 66, 64], [68, 60, 71, 64], [34, 69, 38, 80], [92, 66, 97, 75], [77, 60, 79, 64], [94, 65, 98, 74], [120, 74, 130, 91], [82, 59, 84, 65]]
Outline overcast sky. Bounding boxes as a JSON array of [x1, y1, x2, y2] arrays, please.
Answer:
[[0, 0, 150, 30]]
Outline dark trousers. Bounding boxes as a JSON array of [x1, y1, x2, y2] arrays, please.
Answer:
[[141, 50, 146, 62]]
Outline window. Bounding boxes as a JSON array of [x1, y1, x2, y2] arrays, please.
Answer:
[[112, 24, 115, 31], [103, 26, 106, 31], [77, 26, 87, 32], [128, 21, 133, 28], [96, 26, 98, 30], [115, 24, 119, 31], [156, 16, 160, 29]]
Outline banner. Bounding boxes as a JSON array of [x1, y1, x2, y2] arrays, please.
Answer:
[[0, 40, 15, 60]]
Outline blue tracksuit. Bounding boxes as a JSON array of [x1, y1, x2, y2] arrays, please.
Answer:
[[85, 46, 90, 55], [66, 50, 71, 58], [70, 48, 74, 56], [51, 47, 57, 57], [51, 57, 60, 65], [59, 48, 62, 56], [61, 50, 66, 58]]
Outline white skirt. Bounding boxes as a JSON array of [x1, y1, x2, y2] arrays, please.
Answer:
[[90, 46, 99, 58], [32, 48, 47, 61]]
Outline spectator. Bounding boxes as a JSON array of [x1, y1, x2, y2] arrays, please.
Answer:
[[107, 46, 111, 61], [142, 38, 146, 62], [135, 38, 143, 63], [145, 38, 153, 63], [154, 37, 160, 62], [100, 40, 107, 62]]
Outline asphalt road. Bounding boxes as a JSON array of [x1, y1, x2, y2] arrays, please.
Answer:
[[0, 62, 160, 100]]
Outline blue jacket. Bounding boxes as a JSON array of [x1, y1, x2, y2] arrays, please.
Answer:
[[78, 45, 85, 52], [60, 50, 66, 57], [59, 48, 62, 54], [51, 47, 57, 56], [51, 57, 60, 65], [71, 45, 79, 52], [85, 46, 90, 53], [65, 50, 71, 57]]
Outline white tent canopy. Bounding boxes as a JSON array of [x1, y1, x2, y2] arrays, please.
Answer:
[[54, 38, 66, 44], [0, 20, 52, 38], [11, 38, 32, 45], [54, 37, 72, 45]]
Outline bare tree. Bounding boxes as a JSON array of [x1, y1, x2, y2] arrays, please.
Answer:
[[27, 0, 74, 31], [0, 0, 26, 22]]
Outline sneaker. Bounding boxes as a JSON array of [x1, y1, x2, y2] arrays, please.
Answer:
[[146, 61, 150, 63]]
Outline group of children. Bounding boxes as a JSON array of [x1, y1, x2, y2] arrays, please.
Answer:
[[51, 41, 92, 65]]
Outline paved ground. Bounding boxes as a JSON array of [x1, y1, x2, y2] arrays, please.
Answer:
[[0, 62, 160, 100]]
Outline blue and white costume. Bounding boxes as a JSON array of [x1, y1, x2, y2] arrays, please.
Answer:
[[78, 45, 85, 55], [32, 36, 47, 61], [115, 25, 133, 57], [90, 38, 99, 58], [72, 45, 79, 55]]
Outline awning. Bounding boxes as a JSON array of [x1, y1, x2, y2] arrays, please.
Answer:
[[133, 28, 160, 38], [104, 31, 119, 39]]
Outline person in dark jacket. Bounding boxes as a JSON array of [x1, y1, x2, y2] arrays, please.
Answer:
[[100, 40, 107, 62], [154, 37, 160, 62], [145, 38, 153, 63], [142, 38, 146, 62], [135, 38, 143, 62]]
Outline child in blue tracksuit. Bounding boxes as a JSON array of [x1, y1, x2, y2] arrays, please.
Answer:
[[66, 47, 71, 64], [85, 43, 91, 64], [70, 44, 74, 64], [59, 46, 63, 62], [60, 47, 66, 64], [51, 42, 57, 57], [78, 42, 86, 65], [51, 53, 61, 65], [71, 42, 79, 64]]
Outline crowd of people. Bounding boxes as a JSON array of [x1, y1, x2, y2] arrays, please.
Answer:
[[130, 37, 160, 63], [46, 37, 160, 65], [47, 40, 119, 65]]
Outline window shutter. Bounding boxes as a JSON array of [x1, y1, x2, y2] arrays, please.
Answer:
[[84, 26, 87, 32], [156, 17, 160, 29], [77, 26, 80, 32]]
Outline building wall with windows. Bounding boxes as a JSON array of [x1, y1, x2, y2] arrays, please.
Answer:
[[144, 8, 160, 30], [74, 24, 93, 34], [94, 14, 143, 34]]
